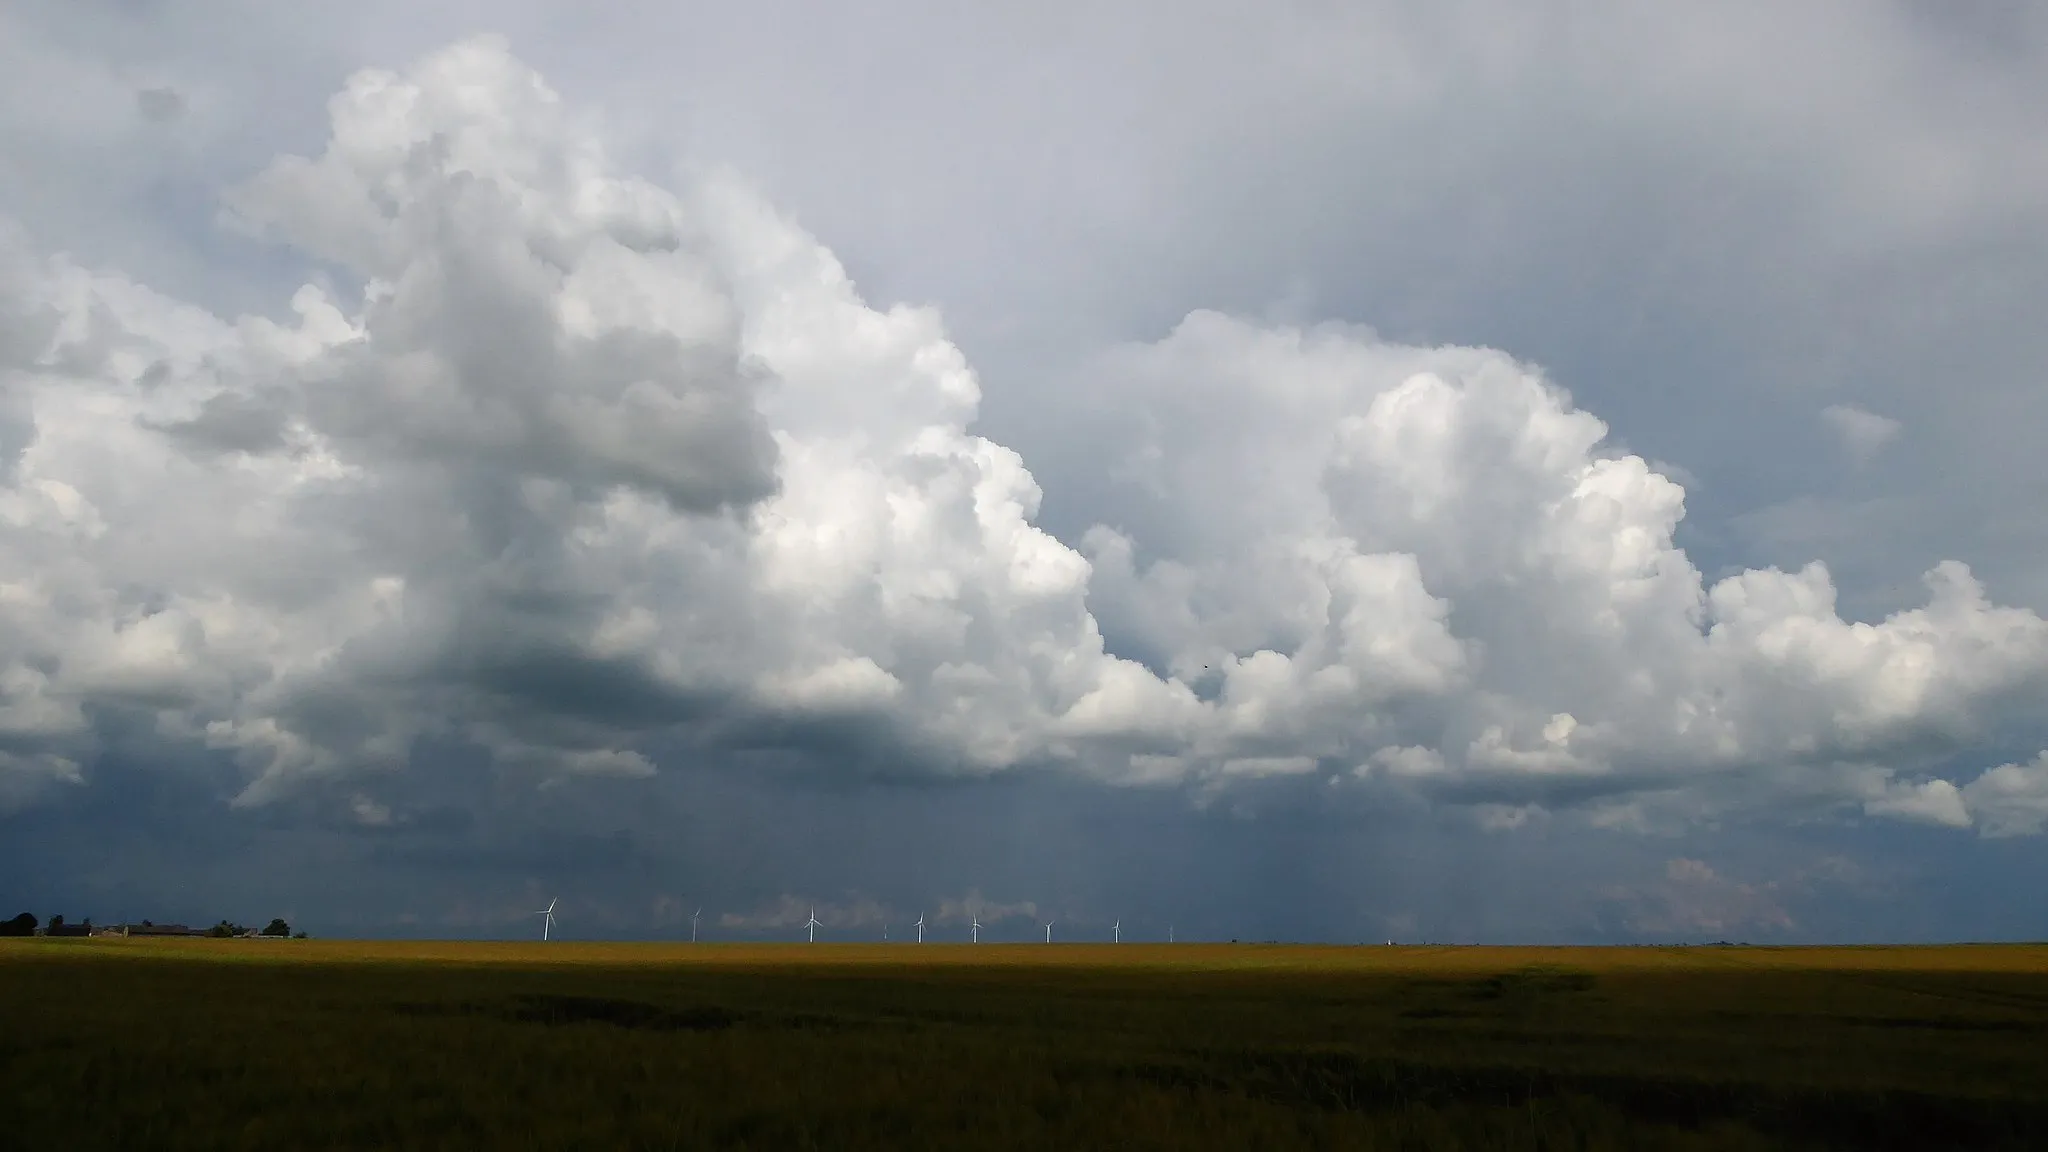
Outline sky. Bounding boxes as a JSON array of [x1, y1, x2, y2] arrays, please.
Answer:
[[5, 0, 2048, 943]]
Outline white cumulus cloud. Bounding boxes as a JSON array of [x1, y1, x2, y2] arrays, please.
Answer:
[[1066, 312, 2048, 813], [1821, 403, 1902, 464], [3, 37, 2045, 837], [1959, 752, 2048, 838]]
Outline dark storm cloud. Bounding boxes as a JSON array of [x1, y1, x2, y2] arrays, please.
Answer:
[[12, 745, 2033, 944]]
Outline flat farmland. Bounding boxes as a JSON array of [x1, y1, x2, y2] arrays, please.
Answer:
[[7, 940, 2048, 1150]]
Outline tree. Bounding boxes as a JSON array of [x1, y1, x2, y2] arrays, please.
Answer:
[[292, 931, 309, 939], [262, 918, 291, 938], [47, 914, 64, 931], [207, 920, 247, 938], [0, 913, 36, 936]]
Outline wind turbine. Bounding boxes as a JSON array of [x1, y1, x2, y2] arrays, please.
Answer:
[[1169, 924, 1175, 944], [915, 914, 925, 943], [805, 906, 822, 943], [690, 907, 701, 944], [1043, 919, 1054, 943], [970, 911, 982, 944], [1112, 918, 1121, 944], [534, 898, 557, 942]]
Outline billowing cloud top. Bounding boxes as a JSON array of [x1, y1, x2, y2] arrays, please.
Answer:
[[3, 37, 2045, 837]]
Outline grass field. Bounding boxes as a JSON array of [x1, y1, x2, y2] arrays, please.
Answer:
[[7, 939, 2048, 1149]]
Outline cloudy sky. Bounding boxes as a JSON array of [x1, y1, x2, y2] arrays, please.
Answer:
[[6, 0, 2048, 943]]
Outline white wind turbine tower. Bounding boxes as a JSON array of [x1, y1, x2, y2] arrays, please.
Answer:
[[691, 908, 701, 944], [804, 906, 823, 944], [534, 898, 557, 942], [1112, 918, 1121, 944], [1044, 919, 1054, 943], [915, 914, 925, 944], [970, 911, 982, 944]]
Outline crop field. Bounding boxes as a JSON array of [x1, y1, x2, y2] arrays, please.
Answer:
[[7, 940, 2048, 1149]]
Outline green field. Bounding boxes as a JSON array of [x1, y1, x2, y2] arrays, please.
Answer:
[[7, 939, 2048, 1149]]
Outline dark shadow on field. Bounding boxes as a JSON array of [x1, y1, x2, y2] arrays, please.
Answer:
[[9, 943, 2048, 1149], [394, 994, 744, 1032], [1134, 1053, 2048, 1151], [392, 993, 873, 1034]]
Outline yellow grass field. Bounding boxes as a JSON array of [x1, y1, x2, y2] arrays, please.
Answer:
[[8, 938, 2048, 1149]]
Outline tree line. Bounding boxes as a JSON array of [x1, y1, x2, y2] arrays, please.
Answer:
[[1, 912, 307, 938]]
